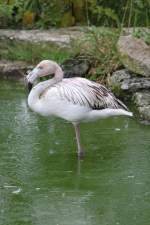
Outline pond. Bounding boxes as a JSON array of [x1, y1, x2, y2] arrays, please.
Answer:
[[0, 80, 150, 225]]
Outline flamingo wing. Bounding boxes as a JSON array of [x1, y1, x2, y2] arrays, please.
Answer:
[[54, 78, 128, 111]]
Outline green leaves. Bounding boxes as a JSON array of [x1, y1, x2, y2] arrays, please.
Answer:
[[0, 4, 13, 28], [71, 27, 121, 79], [91, 6, 120, 27], [0, 0, 149, 29], [133, 29, 150, 45], [24, 0, 41, 14]]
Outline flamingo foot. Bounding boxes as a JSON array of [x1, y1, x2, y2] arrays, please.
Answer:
[[77, 149, 85, 160], [73, 123, 85, 160]]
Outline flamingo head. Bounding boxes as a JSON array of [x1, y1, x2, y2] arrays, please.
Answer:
[[26, 60, 59, 91]]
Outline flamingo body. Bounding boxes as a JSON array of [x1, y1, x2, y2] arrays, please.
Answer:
[[28, 77, 132, 122], [26, 60, 133, 158]]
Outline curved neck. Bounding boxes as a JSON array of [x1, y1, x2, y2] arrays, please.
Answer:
[[28, 64, 63, 108], [54, 65, 64, 82]]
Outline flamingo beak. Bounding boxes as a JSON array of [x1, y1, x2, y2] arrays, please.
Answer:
[[26, 68, 39, 92], [27, 82, 33, 92]]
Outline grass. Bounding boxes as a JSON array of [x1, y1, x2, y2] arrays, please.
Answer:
[[70, 27, 121, 82], [1, 27, 148, 84], [0, 39, 71, 64], [132, 28, 150, 45], [0, 28, 122, 86]]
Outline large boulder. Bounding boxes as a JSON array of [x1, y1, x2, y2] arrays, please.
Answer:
[[0, 28, 84, 48], [62, 55, 90, 78], [133, 91, 150, 122], [109, 69, 150, 93], [117, 35, 150, 77], [0, 60, 33, 80], [109, 69, 150, 122]]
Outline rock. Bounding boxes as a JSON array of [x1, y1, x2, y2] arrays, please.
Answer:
[[122, 28, 150, 36], [133, 91, 150, 121], [62, 55, 90, 78], [0, 60, 33, 80], [110, 69, 150, 122], [0, 28, 84, 48], [117, 35, 150, 77], [121, 77, 150, 92], [0, 56, 90, 80], [133, 91, 150, 107], [109, 69, 131, 86], [109, 69, 150, 93], [137, 106, 150, 122]]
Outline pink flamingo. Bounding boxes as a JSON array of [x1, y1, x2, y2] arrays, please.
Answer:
[[26, 60, 133, 159]]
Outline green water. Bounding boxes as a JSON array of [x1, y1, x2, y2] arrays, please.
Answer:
[[0, 80, 150, 225]]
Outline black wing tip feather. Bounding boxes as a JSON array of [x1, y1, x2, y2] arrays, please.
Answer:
[[116, 98, 129, 111], [89, 83, 129, 111]]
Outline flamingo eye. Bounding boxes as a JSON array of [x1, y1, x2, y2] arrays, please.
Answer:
[[38, 66, 43, 70]]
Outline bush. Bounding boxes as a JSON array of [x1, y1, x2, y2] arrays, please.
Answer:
[[71, 27, 121, 81], [0, 0, 149, 28], [0, 39, 71, 64], [132, 29, 150, 45], [0, 4, 13, 28]]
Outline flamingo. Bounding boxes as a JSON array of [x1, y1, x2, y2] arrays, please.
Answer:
[[26, 60, 133, 159]]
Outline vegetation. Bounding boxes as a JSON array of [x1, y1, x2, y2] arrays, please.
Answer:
[[0, 27, 121, 81], [0, 39, 71, 64], [71, 27, 121, 81], [0, 0, 149, 28], [132, 28, 150, 45], [0, 1, 149, 83]]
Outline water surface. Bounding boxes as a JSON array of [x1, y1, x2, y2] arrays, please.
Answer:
[[0, 80, 150, 225]]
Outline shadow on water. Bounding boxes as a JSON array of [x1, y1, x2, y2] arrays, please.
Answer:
[[0, 80, 150, 225]]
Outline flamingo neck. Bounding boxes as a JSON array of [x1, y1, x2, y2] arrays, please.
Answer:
[[28, 65, 63, 109]]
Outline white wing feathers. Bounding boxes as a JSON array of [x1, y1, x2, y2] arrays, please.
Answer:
[[53, 78, 128, 111]]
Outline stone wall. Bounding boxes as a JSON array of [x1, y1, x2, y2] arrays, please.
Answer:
[[109, 35, 150, 122]]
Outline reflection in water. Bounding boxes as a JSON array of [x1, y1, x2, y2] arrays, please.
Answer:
[[0, 80, 150, 225]]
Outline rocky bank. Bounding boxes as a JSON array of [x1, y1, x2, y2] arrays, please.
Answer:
[[0, 27, 84, 47], [110, 35, 150, 122], [0, 29, 150, 123]]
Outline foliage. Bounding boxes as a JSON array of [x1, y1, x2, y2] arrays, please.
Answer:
[[132, 28, 150, 45], [0, 3, 13, 28], [88, 0, 120, 27], [0, 0, 24, 28], [24, 0, 41, 13], [0, 40, 71, 64], [0, 27, 121, 82], [22, 0, 41, 27], [0, 0, 149, 28], [71, 27, 121, 81], [36, 0, 63, 28]]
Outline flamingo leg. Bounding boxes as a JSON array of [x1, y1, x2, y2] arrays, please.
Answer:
[[73, 123, 85, 159]]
